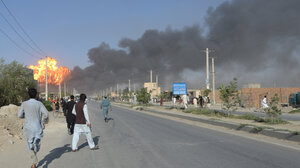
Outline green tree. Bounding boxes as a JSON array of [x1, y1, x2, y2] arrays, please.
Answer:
[[137, 88, 151, 104], [0, 60, 37, 107], [159, 92, 167, 99], [265, 94, 282, 122], [204, 89, 211, 97], [122, 87, 129, 101], [43, 100, 53, 111], [158, 92, 167, 105], [219, 78, 240, 116]]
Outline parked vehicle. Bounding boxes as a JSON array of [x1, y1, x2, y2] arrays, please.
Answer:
[[289, 92, 300, 108]]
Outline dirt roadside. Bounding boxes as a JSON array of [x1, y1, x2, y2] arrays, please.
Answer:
[[0, 104, 67, 167]]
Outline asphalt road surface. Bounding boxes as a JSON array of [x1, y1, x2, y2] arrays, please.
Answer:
[[39, 101, 300, 168]]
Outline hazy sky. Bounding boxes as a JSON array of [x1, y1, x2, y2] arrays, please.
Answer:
[[0, 0, 225, 69]]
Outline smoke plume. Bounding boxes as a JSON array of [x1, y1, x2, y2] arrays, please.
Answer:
[[68, 0, 300, 94]]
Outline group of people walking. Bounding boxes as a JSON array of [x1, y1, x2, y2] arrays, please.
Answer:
[[18, 88, 112, 168], [173, 95, 210, 109]]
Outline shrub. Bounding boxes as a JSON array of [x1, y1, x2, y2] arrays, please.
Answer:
[[264, 118, 288, 124], [204, 89, 211, 97], [137, 88, 151, 104], [219, 78, 240, 116], [292, 131, 300, 135], [265, 94, 282, 123], [237, 113, 264, 122], [183, 108, 226, 117], [289, 109, 300, 114], [43, 101, 53, 111]]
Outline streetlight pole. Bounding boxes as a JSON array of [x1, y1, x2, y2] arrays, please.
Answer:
[[59, 76, 61, 100], [64, 82, 66, 98], [129, 80, 131, 92], [45, 56, 48, 100], [206, 48, 210, 90], [212, 57, 216, 105], [117, 83, 119, 96]]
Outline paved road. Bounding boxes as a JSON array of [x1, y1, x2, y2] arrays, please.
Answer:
[[39, 101, 300, 168]]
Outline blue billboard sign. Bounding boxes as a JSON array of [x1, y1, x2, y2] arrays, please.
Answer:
[[173, 83, 187, 95]]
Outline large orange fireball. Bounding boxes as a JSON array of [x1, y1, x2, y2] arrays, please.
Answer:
[[29, 57, 71, 85]]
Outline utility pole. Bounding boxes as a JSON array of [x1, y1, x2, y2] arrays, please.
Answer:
[[129, 80, 131, 92], [64, 82, 66, 98], [156, 75, 158, 96], [206, 48, 210, 90], [212, 57, 216, 105], [134, 83, 136, 93], [59, 76, 61, 100], [45, 56, 48, 100], [150, 70, 152, 83], [117, 83, 119, 97]]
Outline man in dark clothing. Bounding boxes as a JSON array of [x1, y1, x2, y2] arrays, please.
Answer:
[[71, 93, 99, 152], [65, 95, 76, 135], [61, 98, 67, 116], [199, 95, 204, 108]]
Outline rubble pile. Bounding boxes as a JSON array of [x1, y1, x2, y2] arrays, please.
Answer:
[[0, 104, 24, 150]]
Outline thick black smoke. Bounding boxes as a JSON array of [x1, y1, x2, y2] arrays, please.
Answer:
[[69, 0, 300, 94]]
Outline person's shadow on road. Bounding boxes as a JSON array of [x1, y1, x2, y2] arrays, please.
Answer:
[[78, 136, 100, 150], [37, 144, 71, 168], [107, 117, 114, 122]]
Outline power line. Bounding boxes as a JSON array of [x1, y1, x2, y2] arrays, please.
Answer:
[[0, 0, 48, 56], [0, 11, 44, 56], [0, 27, 40, 59]]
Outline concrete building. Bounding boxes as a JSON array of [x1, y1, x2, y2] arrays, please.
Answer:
[[187, 89, 202, 98], [204, 87, 300, 108], [243, 83, 261, 88], [144, 82, 161, 99], [239, 87, 300, 108], [110, 91, 117, 98]]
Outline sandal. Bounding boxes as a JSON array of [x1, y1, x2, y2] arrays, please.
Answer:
[[90, 145, 99, 150]]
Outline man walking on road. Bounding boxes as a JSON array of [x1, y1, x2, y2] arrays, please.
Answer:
[[182, 94, 188, 109], [100, 96, 112, 122], [61, 98, 67, 116], [72, 93, 99, 152], [18, 88, 48, 168], [65, 95, 76, 135], [261, 95, 269, 110]]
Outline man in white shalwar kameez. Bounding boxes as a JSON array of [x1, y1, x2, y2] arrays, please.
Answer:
[[261, 95, 269, 109], [182, 94, 188, 109], [18, 88, 48, 168], [71, 93, 99, 152], [173, 97, 176, 106]]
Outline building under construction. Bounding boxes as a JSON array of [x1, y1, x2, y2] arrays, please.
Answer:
[[206, 87, 300, 108]]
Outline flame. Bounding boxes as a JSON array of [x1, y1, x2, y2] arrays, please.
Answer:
[[29, 57, 71, 85]]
